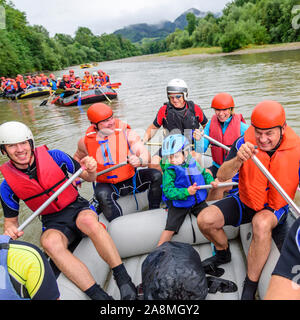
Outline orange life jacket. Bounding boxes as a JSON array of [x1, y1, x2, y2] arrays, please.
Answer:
[[84, 119, 135, 184], [239, 125, 300, 211], [209, 114, 246, 165], [83, 75, 93, 85]]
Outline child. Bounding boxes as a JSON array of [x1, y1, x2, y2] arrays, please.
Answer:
[[157, 134, 219, 246]]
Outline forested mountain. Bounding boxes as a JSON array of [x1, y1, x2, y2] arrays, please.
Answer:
[[113, 8, 212, 43], [141, 0, 300, 54]]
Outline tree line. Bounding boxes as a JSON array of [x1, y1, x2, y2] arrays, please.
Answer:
[[0, 0, 141, 76], [141, 0, 300, 54]]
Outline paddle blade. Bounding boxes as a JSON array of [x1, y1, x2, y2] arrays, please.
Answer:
[[39, 99, 48, 106]]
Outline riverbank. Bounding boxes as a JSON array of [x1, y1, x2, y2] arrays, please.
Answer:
[[120, 42, 300, 62]]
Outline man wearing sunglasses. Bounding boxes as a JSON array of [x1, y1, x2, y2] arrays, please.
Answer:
[[143, 78, 208, 171]]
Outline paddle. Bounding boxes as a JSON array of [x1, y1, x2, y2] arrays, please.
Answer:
[[77, 87, 84, 113], [96, 86, 112, 103], [109, 82, 122, 89], [75, 161, 127, 185], [197, 182, 238, 190], [17, 166, 85, 232], [39, 90, 54, 106], [202, 132, 300, 218]]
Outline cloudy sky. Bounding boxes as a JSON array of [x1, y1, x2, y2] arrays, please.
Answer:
[[11, 0, 230, 36]]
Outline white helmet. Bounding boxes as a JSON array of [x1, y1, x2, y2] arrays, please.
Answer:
[[93, 72, 98, 76], [0, 121, 34, 150], [166, 79, 188, 100]]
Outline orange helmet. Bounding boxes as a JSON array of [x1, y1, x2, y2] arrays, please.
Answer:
[[251, 100, 286, 129], [211, 93, 235, 110], [87, 103, 113, 124]]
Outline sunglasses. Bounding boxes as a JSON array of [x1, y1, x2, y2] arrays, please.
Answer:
[[168, 94, 183, 100]]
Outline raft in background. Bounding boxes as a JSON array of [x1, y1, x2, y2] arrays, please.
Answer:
[[80, 64, 92, 69], [2, 86, 50, 100], [53, 88, 118, 107]]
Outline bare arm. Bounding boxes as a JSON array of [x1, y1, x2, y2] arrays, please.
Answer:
[[127, 129, 151, 167], [217, 141, 258, 182], [143, 123, 159, 144], [73, 137, 88, 162]]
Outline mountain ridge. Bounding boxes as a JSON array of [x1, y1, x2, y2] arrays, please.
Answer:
[[113, 8, 218, 43]]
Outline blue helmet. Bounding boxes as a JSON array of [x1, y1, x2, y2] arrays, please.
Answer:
[[162, 134, 189, 157]]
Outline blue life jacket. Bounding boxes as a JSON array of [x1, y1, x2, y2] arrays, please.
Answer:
[[0, 235, 29, 300], [168, 158, 207, 208]]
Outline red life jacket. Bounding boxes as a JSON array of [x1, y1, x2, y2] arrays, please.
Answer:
[[209, 114, 246, 165], [0, 145, 78, 215]]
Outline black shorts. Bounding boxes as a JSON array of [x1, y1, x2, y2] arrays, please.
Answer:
[[41, 196, 92, 244], [272, 217, 300, 283], [213, 195, 288, 227], [166, 201, 208, 233], [207, 165, 218, 179]]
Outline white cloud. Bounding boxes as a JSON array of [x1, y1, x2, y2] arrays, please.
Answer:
[[10, 0, 230, 36]]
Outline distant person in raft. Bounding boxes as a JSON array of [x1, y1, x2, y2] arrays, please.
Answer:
[[0, 121, 137, 300], [73, 103, 162, 222], [157, 134, 219, 247]]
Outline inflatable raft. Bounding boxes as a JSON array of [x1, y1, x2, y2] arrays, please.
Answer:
[[53, 88, 117, 106], [80, 64, 92, 69], [3, 86, 50, 100], [57, 167, 295, 300]]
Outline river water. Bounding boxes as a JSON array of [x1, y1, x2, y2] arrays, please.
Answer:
[[0, 49, 299, 246]]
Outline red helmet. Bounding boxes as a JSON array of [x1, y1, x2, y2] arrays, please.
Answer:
[[87, 103, 113, 124], [211, 93, 235, 110], [251, 100, 286, 129]]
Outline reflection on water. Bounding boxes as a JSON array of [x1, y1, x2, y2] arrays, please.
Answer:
[[0, 49, 299, 246]]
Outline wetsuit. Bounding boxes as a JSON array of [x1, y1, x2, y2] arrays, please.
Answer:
[[0, 237, 59, 300]]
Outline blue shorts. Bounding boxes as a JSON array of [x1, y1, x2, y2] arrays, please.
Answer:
[[213, 195, 289, 227]]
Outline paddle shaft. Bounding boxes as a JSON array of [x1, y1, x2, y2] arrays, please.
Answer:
[[96, 87, 112, 103], [17, 167, 85, 232], [203, 133, 300, 217], [252, 155, 300, 217], [76, 161, 128, 185], [198, 182, 238, 190]]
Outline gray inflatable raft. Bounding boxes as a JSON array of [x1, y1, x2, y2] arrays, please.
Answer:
[[56, 187, 292, 300]]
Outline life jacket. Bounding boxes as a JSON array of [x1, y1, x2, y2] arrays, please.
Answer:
[[160, 101, 201, 141], [84, 75, 93, 85], [84, 120, 135, 184], [40, 77, 49, 86], [209, 114, 246, 166], [5, 81, 17, 92], [99, 73, 110, 86], [167, 158, 207, 208], [0, 235, 29, 300], [49, 79, 57, 90], [239, 125, 300, 211], [16, 80, 27, 90], [0, 145, 78, 215]]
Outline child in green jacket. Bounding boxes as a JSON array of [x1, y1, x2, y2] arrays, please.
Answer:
[[157, 134, 219, 246]]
